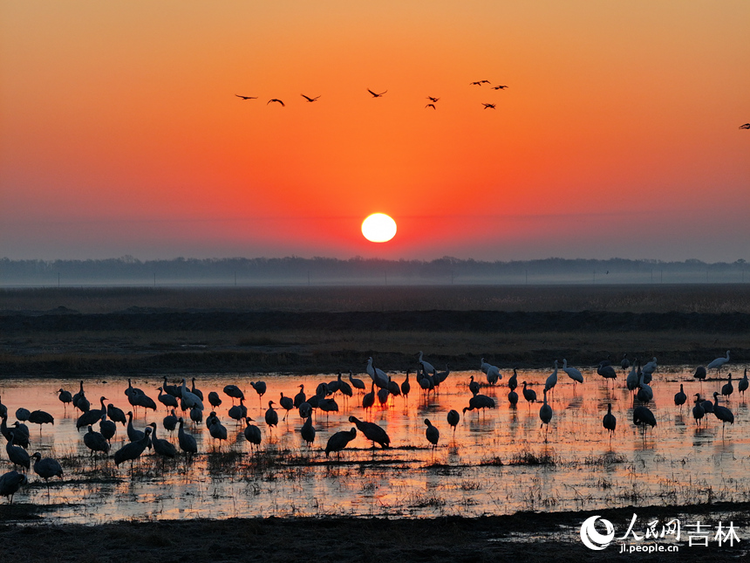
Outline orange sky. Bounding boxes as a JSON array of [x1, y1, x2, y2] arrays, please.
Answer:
[[1, 1, 749, 261]]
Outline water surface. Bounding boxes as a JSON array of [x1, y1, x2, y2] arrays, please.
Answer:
[[2, 366, 749, 524]]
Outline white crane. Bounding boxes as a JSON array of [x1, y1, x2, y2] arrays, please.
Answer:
[[707, 350, 730, 371]]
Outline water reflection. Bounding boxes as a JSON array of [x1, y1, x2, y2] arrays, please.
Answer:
[[2, 367, 750, 523]]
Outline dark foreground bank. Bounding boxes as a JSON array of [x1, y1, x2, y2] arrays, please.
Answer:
[[1, 502, 748, 563]]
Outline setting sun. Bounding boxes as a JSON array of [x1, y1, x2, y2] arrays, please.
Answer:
[[361, 213, 397, 243]]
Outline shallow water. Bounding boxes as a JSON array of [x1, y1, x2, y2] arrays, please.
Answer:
[[2, 366, 749, 524]]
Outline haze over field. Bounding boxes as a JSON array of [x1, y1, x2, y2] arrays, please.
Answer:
[[1, 2, 748, 262]]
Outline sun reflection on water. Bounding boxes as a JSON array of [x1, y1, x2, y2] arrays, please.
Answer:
[[2, 367, 750, 523]]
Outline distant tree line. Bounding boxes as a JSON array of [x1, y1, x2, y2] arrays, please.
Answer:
[[0, 256, 747, 286]]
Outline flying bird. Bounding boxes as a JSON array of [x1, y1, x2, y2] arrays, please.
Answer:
[[470, 80, 490, 86], [235, 94, 258, 100], [367, 89, 387, 98], [740, 123, 750, 129], [482, 103, 496, 109], [492, 85, 509, 90], [301, 94, 320, 102], [267, 99, 285, 106], [425, 103, 436, 110], [426, 96, 439, 103]]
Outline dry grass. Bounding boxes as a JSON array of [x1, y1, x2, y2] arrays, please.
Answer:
[[3, 284, 750, 314]]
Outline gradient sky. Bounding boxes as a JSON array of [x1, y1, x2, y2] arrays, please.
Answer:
[[1, 1, 749, 262]]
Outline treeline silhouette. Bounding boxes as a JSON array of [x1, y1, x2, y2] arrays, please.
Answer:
[[0, 256, 748, 286]]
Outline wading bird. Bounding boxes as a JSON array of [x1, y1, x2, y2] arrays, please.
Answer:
[[562, 359, 583, 384], [325, 428, 356, 458], [522, 381, 537, 405], [633, 406, 657, 436], [114, 427, 152, 467], [348, 416, 390, 449], [424, 419, 439, 449], [0, 471, 27, 504], [265, 401, 278, 429], [539, 389, 553, 435], [712, 392, 734, 436], [83, 425, 110, 456], [177, 418, 197, 456], [447, 409, 460, 433], [32, 452, 63, 485], [674, 384, 687, 408], [739, 368, 748, 396], [603, 404, 616, 437], [708, 351, 730, 371], [244, 418, 262, 450], [6, 432, 30, 470], [544, 361, 558, 394], [58, 389, 73, 409], [149, 423, 177, 459], [721, 374, 734, 400], [300, 416, 315, 448], [349, 370, 366, 393], [692, 394, 705, 426], [208, 391, 222, 409]]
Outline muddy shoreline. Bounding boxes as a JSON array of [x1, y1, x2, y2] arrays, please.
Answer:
[[1, 502, 748, 562]]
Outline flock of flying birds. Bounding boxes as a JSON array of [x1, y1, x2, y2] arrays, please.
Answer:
[[0, 349, 746, 502], [235, 79, 509, 110]]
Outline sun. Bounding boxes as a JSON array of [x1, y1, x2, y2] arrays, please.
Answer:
[[361, 213, 397, 243]]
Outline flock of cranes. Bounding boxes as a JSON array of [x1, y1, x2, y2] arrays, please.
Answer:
[[1, 349, 745, 503], [235, 78, 509, 111]]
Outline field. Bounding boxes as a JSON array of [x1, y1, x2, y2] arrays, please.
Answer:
[[2, 284, 750, 378], [2, 284, 750, 561]]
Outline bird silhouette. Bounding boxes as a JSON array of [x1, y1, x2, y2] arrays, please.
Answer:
[[177, 418, 197, 456], [603, 404, 616, 437], [447, 409, 460, 433], [31, 452, 63, 487], [244, 418, 262, 449], [482, 103, 496, 109], [301, 94, 320, 102], [267, 99, 285, 106], [149, 423, 177, 459], [425, 103, 436, 110], [84, 426, 110, 456], [674, 384, 687, 407], [0, 471, 27, 504], [426, 96, 439, 103], [235, 94, 258, 100], [470, 80, 490, 85], [424, 419, 439, 449], [114, 427, 152, 467], [740, 123, 750, 129], [707, 350, 730, 371], [325, 428, 356, 458], [348, 416, 390, 449], [300, 416, 315, 448], [492, 85, 509, 90], [367, 89, 387, 98]]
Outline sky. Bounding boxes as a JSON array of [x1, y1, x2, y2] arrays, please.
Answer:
[[1, 1, 749, 262]]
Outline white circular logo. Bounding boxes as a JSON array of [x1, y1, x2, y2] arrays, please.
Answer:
[[580, 515, 615, 550]]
